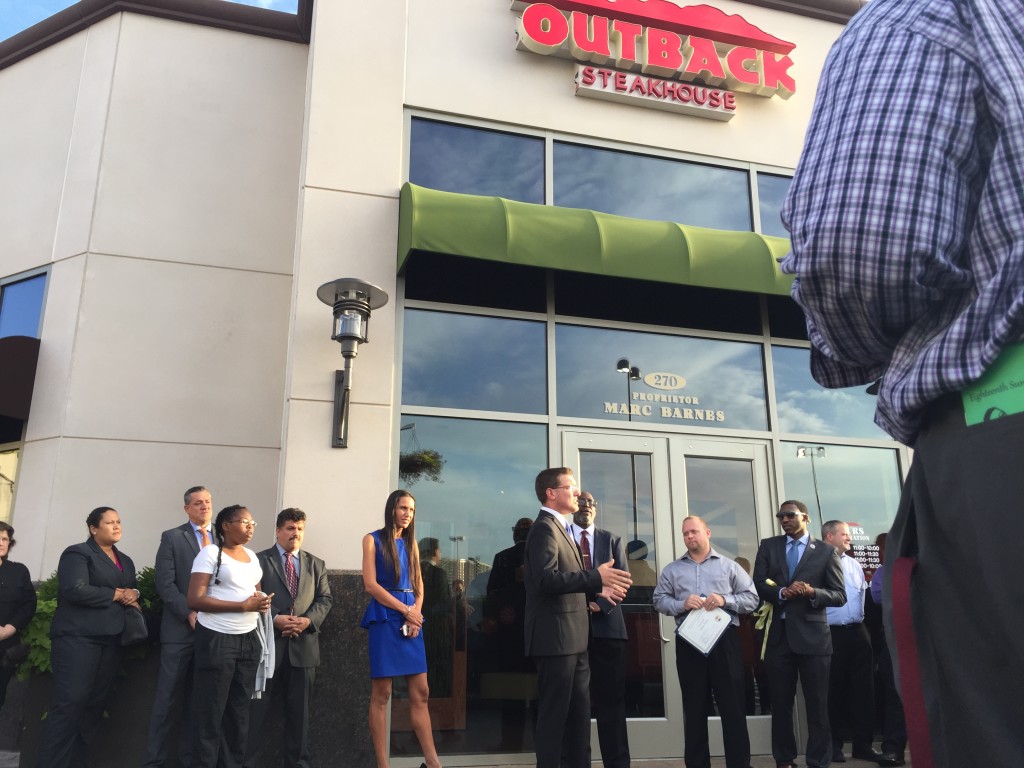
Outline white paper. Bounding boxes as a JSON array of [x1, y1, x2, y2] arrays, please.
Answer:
[[676, 606, 731, 655]]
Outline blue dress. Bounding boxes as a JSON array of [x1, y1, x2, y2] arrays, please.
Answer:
[[361, 531, 427, 678]]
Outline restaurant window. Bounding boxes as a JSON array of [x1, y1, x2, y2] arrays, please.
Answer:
[[780, 442, 902, 576], [402, 310, 547, 414], [404, 253, 546, 313], [0, 449, 16, 523], [772, 345, 886, 439], [757, 173, 792, 238], [555, 324, 768, 431], [409, 118, 545, 204], [0, 273, 46, 339], [553, 142, 753, 231], [391, 416, 547, 757], [554, 271, 762, 336]]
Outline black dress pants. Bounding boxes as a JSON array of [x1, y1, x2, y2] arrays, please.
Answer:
[[40, 634, 123, 768], [885, 395, 1024, 768], [532, 651, 590, 768], [676, 626, 750, 768], [192, 624, 260, 768], [827, 622, 874, 752], [589, 636, 630, 768]]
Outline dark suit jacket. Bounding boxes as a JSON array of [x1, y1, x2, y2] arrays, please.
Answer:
[[752, 534, 846, 655], [523, 510, 603, 657], [155, 522, 202, 645], [588, 528, 628, 641], [50, 538, 138, 638], [258, 547, 333, 668]]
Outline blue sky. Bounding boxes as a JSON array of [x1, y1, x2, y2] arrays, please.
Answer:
[[0, 0, 298, 43]]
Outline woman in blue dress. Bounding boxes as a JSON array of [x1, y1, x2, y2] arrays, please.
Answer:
[[361, 489, 441, 768]]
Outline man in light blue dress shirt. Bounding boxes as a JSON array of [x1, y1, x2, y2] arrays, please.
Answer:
[[822, 521, 880, 764]]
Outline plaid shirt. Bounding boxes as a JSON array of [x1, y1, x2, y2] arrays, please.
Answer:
[[780, 0, 1024, 445]]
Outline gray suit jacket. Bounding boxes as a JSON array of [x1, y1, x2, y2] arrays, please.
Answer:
[[155, 522, 203, 645], [258, 547, 333, 668], [588, 528, 628, 641], [752, 534, 846, 655], [523, 511, 603, 657]]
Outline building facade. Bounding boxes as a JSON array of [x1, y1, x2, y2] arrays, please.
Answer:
[[0, 0, 898, 764]]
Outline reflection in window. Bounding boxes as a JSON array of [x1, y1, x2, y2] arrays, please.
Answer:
[[772, 346, 886, 439], [781, 442, 901, 576], [402, 310, 547, 414], [0, 450, 16, 523], [556, 325, 768, 430], [0, 274, 46, 339], [554, 142, 752, 231], [757, 173, 792, 238], [410, 119, 544, 203], [577, 449, 665, 718], [391, 416, 546, 757]]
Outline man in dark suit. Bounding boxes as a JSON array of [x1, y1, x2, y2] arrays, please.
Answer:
[[753, 500, 846, 768], [523, 467, 632, 768], [244, 508, 333, 768], [570, 491, 630, 768], [143, 485, 214, 768]]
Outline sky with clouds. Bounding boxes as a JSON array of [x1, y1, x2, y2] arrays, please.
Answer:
[[0, 0, 298, 43]]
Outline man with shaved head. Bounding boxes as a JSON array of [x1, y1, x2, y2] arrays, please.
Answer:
[[653, 516, 759, 768]]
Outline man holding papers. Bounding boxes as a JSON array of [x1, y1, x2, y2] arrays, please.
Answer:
[[653, 516, 758, 768]]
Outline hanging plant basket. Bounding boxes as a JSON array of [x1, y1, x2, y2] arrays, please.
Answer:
[[398, 449, 446, 485]]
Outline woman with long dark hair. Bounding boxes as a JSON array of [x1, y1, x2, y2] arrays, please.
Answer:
[[40, 507, 139, 768], [188, 504, 272, 768], [0, 521, 36, 709], [361, 490, 441, 768]]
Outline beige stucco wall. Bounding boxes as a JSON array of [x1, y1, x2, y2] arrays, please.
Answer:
[[279, 0, 847, 572], [2, 0, 848, 577], [0, 14, 307, 577]]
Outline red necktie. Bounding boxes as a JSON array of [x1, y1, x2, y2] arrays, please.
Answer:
[[284, 553, 298, 611], [580, 530, 592, 570]]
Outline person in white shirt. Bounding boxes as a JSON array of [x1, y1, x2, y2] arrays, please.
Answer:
[[187, 505, 273, 768], [822, 521, 881, 764]]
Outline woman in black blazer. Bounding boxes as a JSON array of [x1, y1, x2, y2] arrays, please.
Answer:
[[0, 520, 36, 709], [40, 506, 140, 768]]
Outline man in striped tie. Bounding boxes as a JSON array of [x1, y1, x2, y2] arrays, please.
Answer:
[[570, 492, 630, 768], [245, 508, 334, 768], [144, 485, 214, 768]]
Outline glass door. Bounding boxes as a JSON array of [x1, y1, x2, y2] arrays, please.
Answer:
[[563, 431, 774, 760]]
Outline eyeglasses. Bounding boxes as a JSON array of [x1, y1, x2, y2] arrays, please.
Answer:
[[551, 484, 578, 492], [577, 499, 596, 508], [775, 511, 800, 520], [230, 519, 258, 528]]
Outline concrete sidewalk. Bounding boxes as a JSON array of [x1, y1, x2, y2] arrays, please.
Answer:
[[468, 753, 909, 767]]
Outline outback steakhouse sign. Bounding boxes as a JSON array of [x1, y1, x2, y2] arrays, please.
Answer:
[[512, 0, 796, 120]]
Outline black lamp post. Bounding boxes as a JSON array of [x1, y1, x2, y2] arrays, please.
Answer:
[[615, 358, 641, 421], [796, 445, 827, 527], [317, 278, 389, 448]]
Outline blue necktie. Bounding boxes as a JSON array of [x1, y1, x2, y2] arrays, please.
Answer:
[[787, 539, 801, 577]]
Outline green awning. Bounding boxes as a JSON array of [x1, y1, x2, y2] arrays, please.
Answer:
[[398, 183, 794, 296]]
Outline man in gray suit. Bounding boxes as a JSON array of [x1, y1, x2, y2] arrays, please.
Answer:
[[753, 500, 847, 768], [570, 491, 630, 768], [244, 508, 333, 768], [523, 467, 632, 768], [143, 485, 214, 767]]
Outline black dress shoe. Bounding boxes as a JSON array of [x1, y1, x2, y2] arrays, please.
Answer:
[[851, 747, 885, 763], [877, 754, 905, 767], [832, 748, 847, 762]]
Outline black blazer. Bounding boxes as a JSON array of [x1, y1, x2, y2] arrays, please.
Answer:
[[258, 547, 333, 668], [154, 522, 203, 645], [50, 538, 138, 638], [523, 511, 603, 657], [752, 534, 846, 655], [588, 528, 628, 641]]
